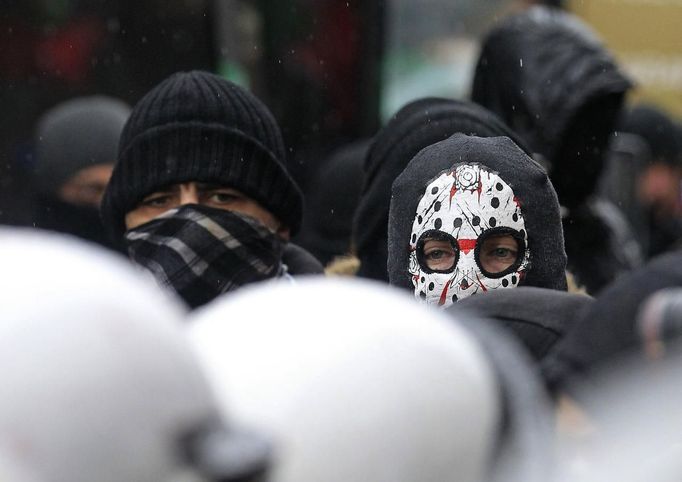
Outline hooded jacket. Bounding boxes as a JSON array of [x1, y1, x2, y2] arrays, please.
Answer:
[[453, 287, 592, 363], [354, 97, 530, 281], [472, 6, 632, 208], [388, 134, 566, 306]]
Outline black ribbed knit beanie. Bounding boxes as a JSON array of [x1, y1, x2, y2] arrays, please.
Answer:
[[353, 97, 531, 281], [101, 70, 303, 239], [388, 134, 567, 299]]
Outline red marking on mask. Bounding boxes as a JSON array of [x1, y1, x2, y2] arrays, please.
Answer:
[[449, 183, 458, 204], [513, 196, 521, 208], [458, 238, 477, 254], [476, 273, 488, 292], [477, 179, 483, 202], [438, 283, 449, 306]]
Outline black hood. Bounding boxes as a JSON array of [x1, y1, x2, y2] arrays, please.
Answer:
[[295, 139, 368, 266], [472, 6, 632, 207], [544, 251, 682, 390], [388, 134, 567, 295], [354, 97, 531, 282], [452, 286, 592, 363]]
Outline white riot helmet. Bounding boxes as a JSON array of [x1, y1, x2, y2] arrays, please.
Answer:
[[189, 278, 501, 482], [0, 229, 269, 482]]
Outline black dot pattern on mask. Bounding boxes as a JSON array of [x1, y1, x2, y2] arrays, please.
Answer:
[[434, 218, 442, 230], [472, 216, 480, 226], [434, 201, 441, 212], [428, 282, 435, 291], [451, 294, 458, 303], [496, 183, 503, 191], [513, 213, 518, 222], [411, 234, 416, 243], [491, 197, 500, 208], [489, 217, 496, 227], [453, 218, 462, 228], [421, 276, 425, 283], [512, 275, 518, 284], [502, 278, 509, 287], [418, 215, 423, 224], [431, 187, 439, 195], [420, 291, 426, 299]]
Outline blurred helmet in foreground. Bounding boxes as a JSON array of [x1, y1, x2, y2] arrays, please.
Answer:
[[189, 278, 502, 482], [0, 230, 269, 482]]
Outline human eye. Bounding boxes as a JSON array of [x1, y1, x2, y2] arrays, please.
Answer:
[[141, 193, 172, 208], [211, 192, 238, 203], [478, 233, 522, 274], [490, 247, 517, 259], [425, 248, 448, 260], [204, 188, 242, 205], [422, 240, 457, 271]]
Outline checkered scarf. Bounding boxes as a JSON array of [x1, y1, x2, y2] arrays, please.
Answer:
[[125, 204, 284, 308]]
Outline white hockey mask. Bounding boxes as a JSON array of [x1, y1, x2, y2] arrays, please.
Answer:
[[408, 163, 530, 307]]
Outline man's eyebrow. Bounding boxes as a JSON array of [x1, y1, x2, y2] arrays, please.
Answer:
[[143, 184, 180, 199]]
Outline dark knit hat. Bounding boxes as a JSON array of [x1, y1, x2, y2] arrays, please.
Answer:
[[353, 97, 531, 281], [388, 134, 567, 295], [34, 96, 131, 195], [617, 104, 682, 167], [101, 70, 303, 238]]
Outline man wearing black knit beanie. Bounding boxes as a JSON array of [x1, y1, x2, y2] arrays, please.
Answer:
[[101, 70, 320, 308]]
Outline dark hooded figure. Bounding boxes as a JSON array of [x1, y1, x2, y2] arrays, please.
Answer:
[[353, 97, 530, 282], [615, 104, 682, 257], [32, 96, 131, 249], [294, 139, 368, 267], [388, 134, 567, 308], [471, 6, 634, 294]]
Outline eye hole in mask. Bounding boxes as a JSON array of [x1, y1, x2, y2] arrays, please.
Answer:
[[416, 230, 459, 273], [417, 227, 526, 276], [474, 227, 526, 278]]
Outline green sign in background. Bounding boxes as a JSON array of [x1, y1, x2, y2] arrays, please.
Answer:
[[570, 0, 682, 118]]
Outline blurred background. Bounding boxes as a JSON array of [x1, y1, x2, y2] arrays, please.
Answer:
[[0, 0, 680, 225]]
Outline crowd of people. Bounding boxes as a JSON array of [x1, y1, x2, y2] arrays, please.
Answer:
[[2, 4, 682, 481]]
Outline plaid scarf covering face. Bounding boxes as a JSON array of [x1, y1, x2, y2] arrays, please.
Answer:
[[125, 204, 284, 308]]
